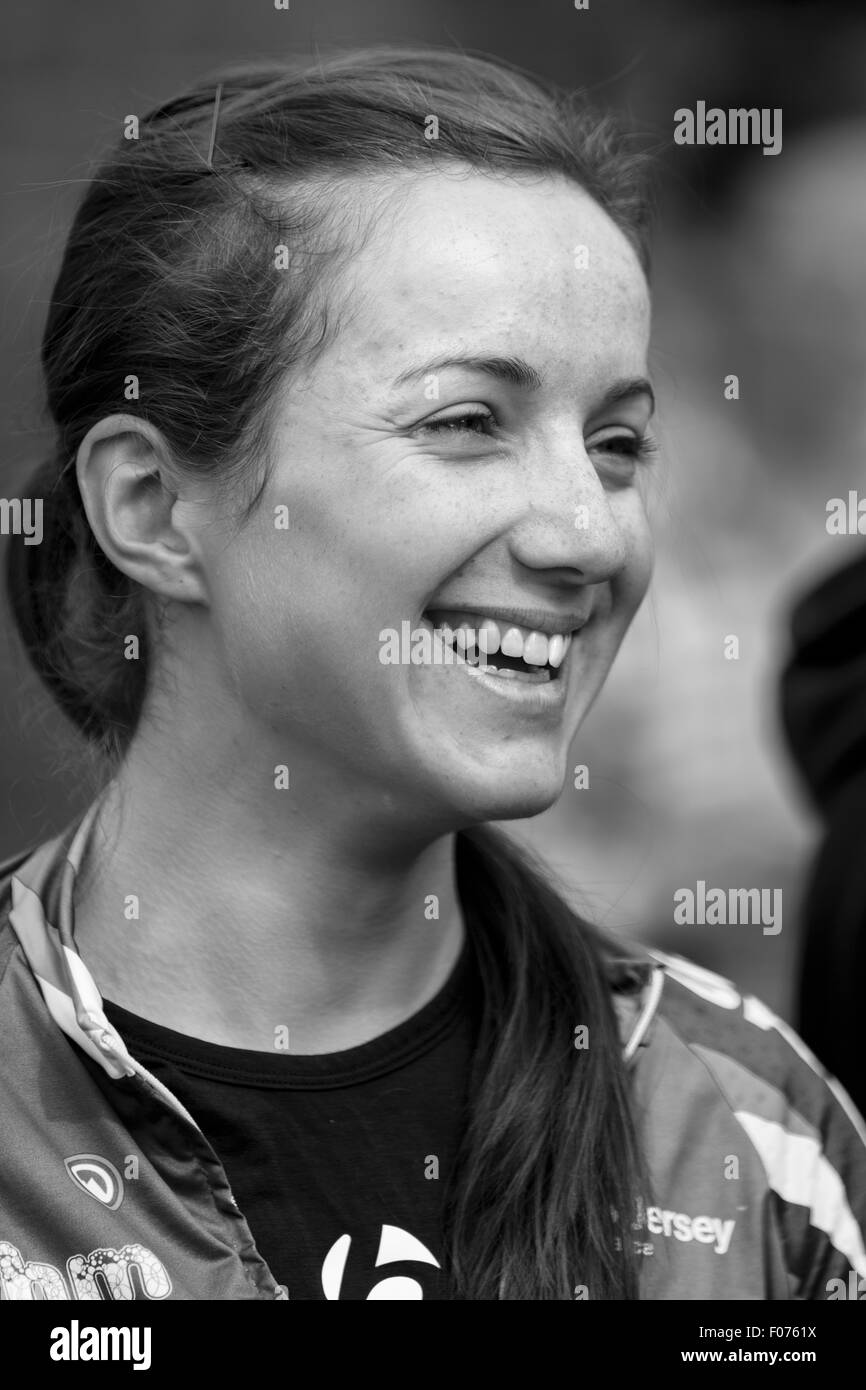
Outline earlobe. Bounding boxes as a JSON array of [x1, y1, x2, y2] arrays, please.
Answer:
[[75, 414, 209, 606]]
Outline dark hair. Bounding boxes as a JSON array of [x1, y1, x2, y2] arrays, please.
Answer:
[[6, 45, 654, 1298]]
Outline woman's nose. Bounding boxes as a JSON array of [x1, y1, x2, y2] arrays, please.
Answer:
[[506, 442, 629, 584]]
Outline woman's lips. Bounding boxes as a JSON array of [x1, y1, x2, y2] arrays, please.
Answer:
[[411, 611, 583, 708], [422, 608, 577, 679]]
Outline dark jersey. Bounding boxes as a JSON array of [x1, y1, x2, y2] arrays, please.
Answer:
[[98, 938, 481, 1299], [1, 803, 865, 1300]]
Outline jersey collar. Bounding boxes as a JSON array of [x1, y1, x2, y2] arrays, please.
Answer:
[[8, 798, 136, 1079]]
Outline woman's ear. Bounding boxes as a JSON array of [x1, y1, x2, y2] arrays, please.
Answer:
[[75, 414, 211, 606]]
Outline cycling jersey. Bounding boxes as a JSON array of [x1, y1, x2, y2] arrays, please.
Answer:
[[1, 801, 865, 1301]]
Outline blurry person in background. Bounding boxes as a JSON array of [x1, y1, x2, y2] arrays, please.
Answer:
[[781, 548, 866, 1118], [1, 47, 865, 1302]]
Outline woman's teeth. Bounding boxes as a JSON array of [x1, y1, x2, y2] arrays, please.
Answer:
[[424, 612, 573, 682]]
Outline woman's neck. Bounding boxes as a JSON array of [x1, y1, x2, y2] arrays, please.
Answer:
[[72, 739, 466, 1053]]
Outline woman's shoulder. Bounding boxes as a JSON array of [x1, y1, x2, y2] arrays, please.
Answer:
[[643, 948, 866, 1193], [0, 838, 49, 969], [0, 839, 46, 900], [647, 948, 859, 1110], [586, 926, 862, 1146], [0, 820, 81, 996]]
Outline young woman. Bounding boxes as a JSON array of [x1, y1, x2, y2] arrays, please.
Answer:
[[2, 46, 864, 1302]]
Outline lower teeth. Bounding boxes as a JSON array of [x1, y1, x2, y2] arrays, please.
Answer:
[[462, 654, 551, 683], [443, 638, 553, 683], [483, 665, 551, 683]]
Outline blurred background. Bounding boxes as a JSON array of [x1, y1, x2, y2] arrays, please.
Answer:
[[3, 0, 866, 1045]]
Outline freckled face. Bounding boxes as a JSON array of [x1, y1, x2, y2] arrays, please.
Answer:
[[203, 170, 655, 829]]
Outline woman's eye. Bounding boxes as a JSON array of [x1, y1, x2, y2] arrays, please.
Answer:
[[590, 432, 658, 462], [417, 410, 496, 436]]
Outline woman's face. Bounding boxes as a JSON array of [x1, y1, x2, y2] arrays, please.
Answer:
[[202, 170, 654, 831]]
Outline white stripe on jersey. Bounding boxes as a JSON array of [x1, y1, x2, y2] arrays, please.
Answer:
[[735, 1110, 866, 1279]]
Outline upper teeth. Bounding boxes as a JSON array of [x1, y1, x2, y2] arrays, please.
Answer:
[[426, 613, 573, 669]]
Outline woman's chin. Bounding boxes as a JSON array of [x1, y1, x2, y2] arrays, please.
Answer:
[[442, 765, 565, 827]]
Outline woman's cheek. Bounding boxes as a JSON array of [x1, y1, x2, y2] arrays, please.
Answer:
[[615, 494, 655, 607]]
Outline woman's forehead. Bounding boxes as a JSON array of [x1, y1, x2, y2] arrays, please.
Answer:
[[355, 168, 644, 294], [324, 169, 650, 387]]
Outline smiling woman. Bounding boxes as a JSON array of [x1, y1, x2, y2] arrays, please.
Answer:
[[2, 45, 865, 1304]]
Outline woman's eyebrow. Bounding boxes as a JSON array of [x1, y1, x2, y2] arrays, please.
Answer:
[[391, 354, 655, 415], [595, 377, 656, 417], [392, 354, 543, 391]]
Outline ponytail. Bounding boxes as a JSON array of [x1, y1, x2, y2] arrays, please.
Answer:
[[5, 454, 147, 764]]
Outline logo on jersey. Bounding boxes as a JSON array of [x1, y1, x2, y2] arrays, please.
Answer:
[[645, 1204, 736, 1254], [64, 1155, 124, 1210], [322, 1224, 440, 1300], [0, 1241, 171, 1300]]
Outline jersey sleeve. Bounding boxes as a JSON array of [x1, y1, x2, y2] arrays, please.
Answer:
[[654, 952, 866, 1300], [734, 992, 866, 1299]]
